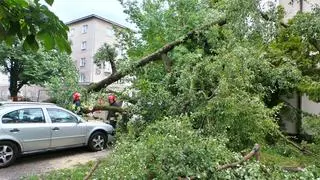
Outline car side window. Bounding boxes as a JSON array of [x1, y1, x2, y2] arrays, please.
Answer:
[[47, 108, 78, 123], [2, 108, 45, 124]]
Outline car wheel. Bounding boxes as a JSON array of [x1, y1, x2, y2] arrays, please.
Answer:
[[0, 141, 18, 168], [88, 132, 107, 152]]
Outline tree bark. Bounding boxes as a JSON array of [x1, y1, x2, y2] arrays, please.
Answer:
[[217, 144, 260, 171], [277, 129, 312, 155], [9, 60, 20, 101], [83, 160, 101, 180], [81, 105, 125, 114], [87, 18, 227, 92], [110, 59, 117, 74]]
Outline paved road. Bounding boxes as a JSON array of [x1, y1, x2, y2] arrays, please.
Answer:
[[0, 147, 110, 180]]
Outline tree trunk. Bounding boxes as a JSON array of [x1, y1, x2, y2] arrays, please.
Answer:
[[81, 105, 125, 114], [9, 69, 19, 101], [8, 60, 25, 101], [110, 59, 117, 74]]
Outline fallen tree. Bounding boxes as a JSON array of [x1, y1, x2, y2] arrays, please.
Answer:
[[86, 18, 227, 92], [81, 105, 125, 114]]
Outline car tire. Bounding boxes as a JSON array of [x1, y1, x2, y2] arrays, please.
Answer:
[[0, 141, 18, 168], [88, 132, 107, 152]]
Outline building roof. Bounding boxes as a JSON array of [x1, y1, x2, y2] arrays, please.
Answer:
[[66, 14, 128, 29]]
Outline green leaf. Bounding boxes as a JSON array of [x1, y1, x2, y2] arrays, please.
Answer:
[[55, 35, 71, 54], [23, 34, 39, 51], [37, 31, 55, 50], [0, 24, 6, 40], [8, 21, 21, 36], [45, 0, 54, 6]]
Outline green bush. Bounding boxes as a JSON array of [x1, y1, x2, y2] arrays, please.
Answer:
[[91, 116, 320, 180], [93, 116, 238, 179]]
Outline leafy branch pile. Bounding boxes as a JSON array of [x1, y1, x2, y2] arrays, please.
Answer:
[[2, 0, 320, 179], [86, 0, 320, 179]]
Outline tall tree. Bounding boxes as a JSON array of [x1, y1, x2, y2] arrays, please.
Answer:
[[87, 0, 320, 148], [0, 41, 77, 100], [94, 43, 118, 74]]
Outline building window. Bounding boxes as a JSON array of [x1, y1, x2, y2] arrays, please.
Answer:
[[81, 41, 87, 50], [79, 73, 86, 82], [80, 58, 86, 67], [82, 25, 88, 33]]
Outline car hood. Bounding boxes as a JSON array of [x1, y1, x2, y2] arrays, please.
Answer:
[[82, 120, 113, 130]]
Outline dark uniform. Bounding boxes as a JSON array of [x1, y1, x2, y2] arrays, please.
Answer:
[[107, 95, 122, 128]]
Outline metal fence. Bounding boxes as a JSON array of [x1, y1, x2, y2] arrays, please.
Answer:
[[0, 85, 50, 102]]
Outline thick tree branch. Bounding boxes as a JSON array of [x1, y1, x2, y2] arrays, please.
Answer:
[[179, 144, 260, 179], [217, 144, 260, 170], [82, 105, 125, 114], [277, 129, 312, 155], [17, 80, 27, 91], [84, 160, 101, 180], [87, 18, 227, 92], [110, 59, 117, 74]]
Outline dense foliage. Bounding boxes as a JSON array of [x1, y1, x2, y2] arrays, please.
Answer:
[[0, 0, 70, 53], [88, 117, 318, 179], [94, 43, 118, 74], [0, 41, 78, 101], [25, 0, 320, 179], [96, 0, 320, 178], [44, 53, 80, 107]]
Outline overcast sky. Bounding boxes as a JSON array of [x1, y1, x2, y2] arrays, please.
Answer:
[[44, 0, 131, 27]]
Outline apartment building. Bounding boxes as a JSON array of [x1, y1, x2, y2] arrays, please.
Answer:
[[275, 0, 320, 134], [278, 0, 319, 21], [66, 14, 129, 90]]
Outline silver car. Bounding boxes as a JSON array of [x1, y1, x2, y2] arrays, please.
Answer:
[[0, 102, 115, 168]]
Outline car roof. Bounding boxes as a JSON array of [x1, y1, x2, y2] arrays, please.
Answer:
[[0, 102, 62, 114], [0, 101, 55, 106], [0, 102, 58, 110]]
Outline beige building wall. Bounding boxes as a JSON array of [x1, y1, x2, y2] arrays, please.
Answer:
[[277, 0, 320, 134], [279, 0, 319, 22], [280, 93, 299, 134], [91, 18, 117, 83], [301, 95, 320, 115], [69, 19, 97, 83], [68, 15, 124, 85]]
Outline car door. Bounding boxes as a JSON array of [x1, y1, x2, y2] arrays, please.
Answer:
[[46, 108, 86, 148], [0, 108, 51, 152]]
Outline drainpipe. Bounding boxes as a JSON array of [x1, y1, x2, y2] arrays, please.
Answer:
[[296, 92, 302, 135], [299, 0, 303, 12]]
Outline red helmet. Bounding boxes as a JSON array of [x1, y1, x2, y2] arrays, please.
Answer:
[[108, 95, 116, 101]]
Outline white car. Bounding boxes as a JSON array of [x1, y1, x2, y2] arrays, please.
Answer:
[[0, 102, 115, 168]]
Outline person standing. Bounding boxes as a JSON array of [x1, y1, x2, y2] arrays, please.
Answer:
[[106, 95, 122, 128], [72, 91, 81, 114]]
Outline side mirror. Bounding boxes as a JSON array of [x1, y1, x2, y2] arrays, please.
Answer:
[[76, 117, 83, 123]]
